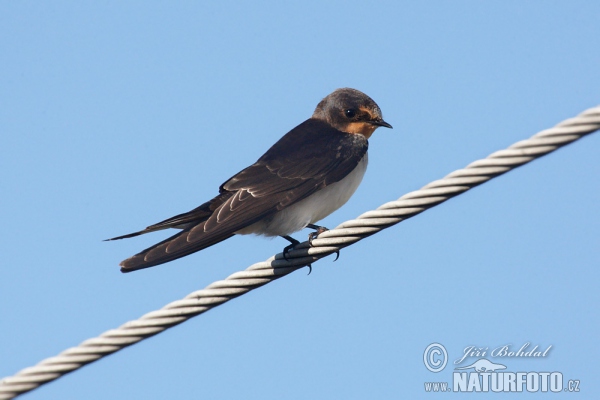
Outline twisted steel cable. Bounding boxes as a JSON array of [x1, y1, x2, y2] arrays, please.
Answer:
[[1, 105, 599, 399]]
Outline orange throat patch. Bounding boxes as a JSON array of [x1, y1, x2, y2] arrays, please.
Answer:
[[343, 122, 377, 139]]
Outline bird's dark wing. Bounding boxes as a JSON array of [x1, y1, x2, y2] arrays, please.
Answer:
[[119, 119, 368, 272]]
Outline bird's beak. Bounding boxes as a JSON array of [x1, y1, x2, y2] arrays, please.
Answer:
[[370, 119, 393, 129]]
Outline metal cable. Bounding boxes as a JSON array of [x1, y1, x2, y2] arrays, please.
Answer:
[[1, 105, 599, 399]]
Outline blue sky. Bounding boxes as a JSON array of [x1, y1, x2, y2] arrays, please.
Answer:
[[1, 1, 599, 399]]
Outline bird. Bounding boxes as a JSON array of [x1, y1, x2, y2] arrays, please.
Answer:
[[108, 88, 392, 272]]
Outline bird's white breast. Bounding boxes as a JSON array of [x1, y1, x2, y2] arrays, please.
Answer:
[[237, 152, 368, 237]]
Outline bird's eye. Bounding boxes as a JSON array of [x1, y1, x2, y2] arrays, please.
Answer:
[[344, 109, 356, 118]]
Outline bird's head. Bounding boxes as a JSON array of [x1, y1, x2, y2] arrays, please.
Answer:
[[312, 88, 392, 138]]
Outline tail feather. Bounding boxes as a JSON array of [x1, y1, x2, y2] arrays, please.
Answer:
[[106, 195, 226, 242], [119, 225, 234, 272], [111, 192, 240, 272], [104, 227, 167, 241]]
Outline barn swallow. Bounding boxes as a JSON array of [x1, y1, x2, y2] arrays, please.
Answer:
[[108, 88, 392, 272]]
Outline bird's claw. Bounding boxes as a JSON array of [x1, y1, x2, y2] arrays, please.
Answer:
[[281, 226, 337, 273], [307, 225, 340, 261], [307, 231, 319, 245], [307, 226, 328, 246], [282, 238, 312, 274], [283, 242, 297, 261]]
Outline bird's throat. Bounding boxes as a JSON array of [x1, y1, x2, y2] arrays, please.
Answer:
[[343, 122, 377, 139]]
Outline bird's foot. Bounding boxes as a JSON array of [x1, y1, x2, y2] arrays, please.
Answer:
[[307, 224, 340, 261], [281, 235, 312, 274], [281, 235, 300, 261]]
